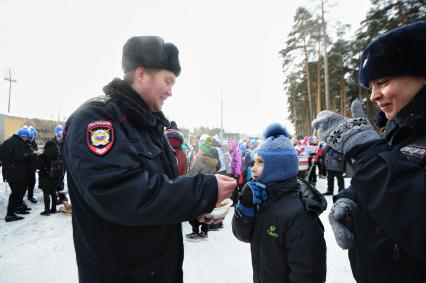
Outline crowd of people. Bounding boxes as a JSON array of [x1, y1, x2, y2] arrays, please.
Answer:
[[293, 135, 346, 195], [1, 21, 425, 283], [0, 125, 70, 222]]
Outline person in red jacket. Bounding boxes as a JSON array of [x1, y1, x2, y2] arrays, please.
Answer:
[[166, 121, 188, 176]]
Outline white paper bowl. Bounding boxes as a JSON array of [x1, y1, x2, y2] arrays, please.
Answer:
[[205, 198, 233, 219]]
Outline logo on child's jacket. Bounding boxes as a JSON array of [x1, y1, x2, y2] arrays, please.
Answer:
[[266, 225, 279, 238], [87, 120, 114, 156]]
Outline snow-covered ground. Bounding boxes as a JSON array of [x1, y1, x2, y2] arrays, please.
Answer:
[[0, 174, 355, 283]]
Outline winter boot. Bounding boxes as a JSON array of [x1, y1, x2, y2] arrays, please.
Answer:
[[16, 208, 30, 215], [28, 197, 38, 203], [198, 231, 208, 240], [20, 201, 32, 210], [208, 223, 220, 231], [5, 213, 24, 222], [50, 208, 58, 214], [185, 232, 202, 242], [40, 210, 50, 216]]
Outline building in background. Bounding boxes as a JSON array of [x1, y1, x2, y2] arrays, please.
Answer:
[[0, 114, 64, 144]]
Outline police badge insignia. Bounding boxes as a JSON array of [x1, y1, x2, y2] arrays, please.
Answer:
[[87, 120, 114, 156]]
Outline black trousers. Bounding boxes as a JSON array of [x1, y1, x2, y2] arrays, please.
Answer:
[[57, 176, 67, 201], [308, 164, 317, 183], [317, 157, 326, 176], [326, 169, 345, 193], [189, 219, 209, 234], [42, 184, 58, 211], [7, 181, 27, 214], [26, 169, 36, 199]]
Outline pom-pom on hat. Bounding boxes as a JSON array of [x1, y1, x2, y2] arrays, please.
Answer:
[[122, 36, 181, 76], [256, 123, 298, 184], [359, 21, 426, 88]]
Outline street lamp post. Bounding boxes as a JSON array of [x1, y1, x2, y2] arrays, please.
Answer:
[[4, 68, 17, 113]]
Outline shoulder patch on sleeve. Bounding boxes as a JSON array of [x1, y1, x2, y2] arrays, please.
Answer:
[[400, 144, 426, 159], [86, 120, 114, 156]]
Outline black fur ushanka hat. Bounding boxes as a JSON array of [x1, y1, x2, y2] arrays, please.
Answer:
[[122, 36, 181, 76], [358, 21, 426, 88]]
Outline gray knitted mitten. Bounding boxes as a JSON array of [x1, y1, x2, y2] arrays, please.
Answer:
[[312, 100, 381, 154], [329, 198, 357, 249]]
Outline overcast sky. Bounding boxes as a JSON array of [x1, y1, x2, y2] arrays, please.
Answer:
[[0, 0, 370, 136]]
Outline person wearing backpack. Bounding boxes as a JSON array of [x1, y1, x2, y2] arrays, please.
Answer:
[[38, 139, 64, 215]]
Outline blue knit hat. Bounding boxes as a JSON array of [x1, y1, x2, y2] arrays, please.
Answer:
[[256, 123, 298, 184], [359, 21, 426, 88]]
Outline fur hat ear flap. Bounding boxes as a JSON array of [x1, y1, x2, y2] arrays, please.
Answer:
[[359, 21, 426, 88]]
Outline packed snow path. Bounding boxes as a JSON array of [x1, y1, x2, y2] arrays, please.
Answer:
[[0, 177, 355, 283]]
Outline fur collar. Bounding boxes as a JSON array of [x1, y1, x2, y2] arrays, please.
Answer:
[[103, 78, 170, 128], [395, 85, 426, 130]]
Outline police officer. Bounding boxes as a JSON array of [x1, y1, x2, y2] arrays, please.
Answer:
[[62, 36, 236, 283], [313, 22, 426, 282], [2, 127, 37, 222]]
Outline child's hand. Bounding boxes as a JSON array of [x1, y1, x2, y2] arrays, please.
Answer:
[[235, 181, 268, 217]]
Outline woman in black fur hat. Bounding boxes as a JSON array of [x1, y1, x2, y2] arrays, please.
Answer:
[[313, 21, 426, 283]]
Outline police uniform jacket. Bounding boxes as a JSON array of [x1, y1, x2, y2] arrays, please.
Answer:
[[2, 135, 35, 183], [232, 178, 327, 283], [338, 86, 426, 283], [62, 78, 218, 283]]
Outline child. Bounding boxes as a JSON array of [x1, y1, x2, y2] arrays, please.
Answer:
[[38, 140, 64, 216], [232, 123, 327, 283]]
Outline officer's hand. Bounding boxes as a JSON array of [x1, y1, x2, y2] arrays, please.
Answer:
[[215, 174, 237, 203], [312, 100, 380, 154], [329, 198, 357, 249], [235, 181, 267, 218]]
